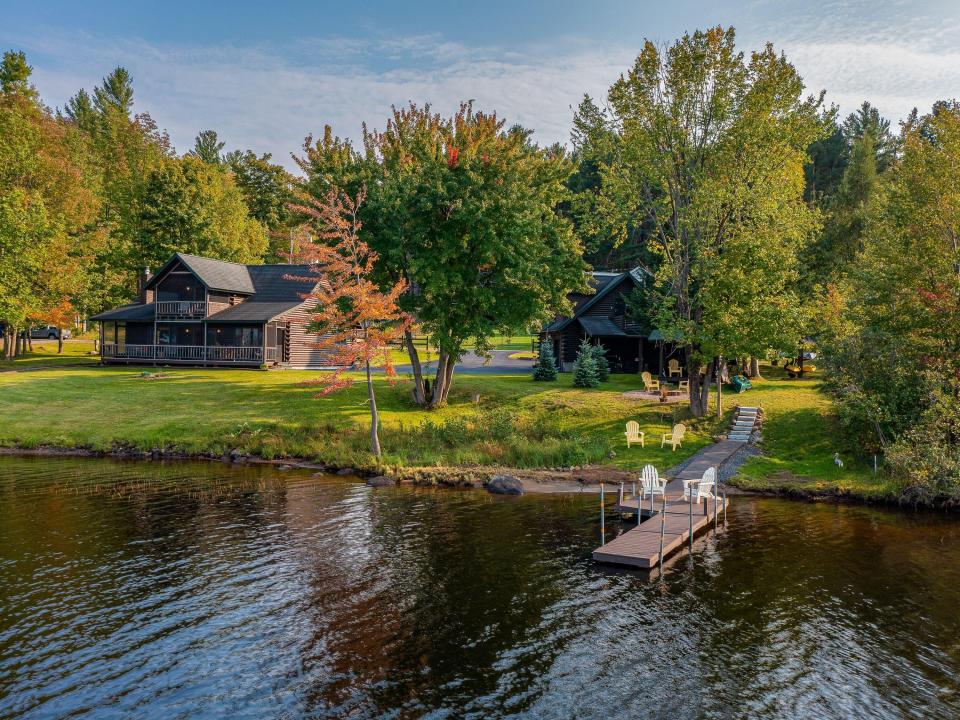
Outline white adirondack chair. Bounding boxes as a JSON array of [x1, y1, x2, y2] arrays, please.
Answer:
[[624, 421, 645, 448], [683, 466, 717, 503], [639, 464, 667, 499]]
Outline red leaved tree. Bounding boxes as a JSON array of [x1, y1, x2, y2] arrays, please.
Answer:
[[290, 188, 410, 458]]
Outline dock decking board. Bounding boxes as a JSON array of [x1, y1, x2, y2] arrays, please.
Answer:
[[593, 493, 728, 569]]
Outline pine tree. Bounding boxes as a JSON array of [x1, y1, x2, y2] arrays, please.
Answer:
[[532, 340, 558, 381], [588, 342, 610, 381], [572, 341, 601, 388]]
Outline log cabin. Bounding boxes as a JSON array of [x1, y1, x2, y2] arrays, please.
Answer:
[[540, 266, 679, 374], [91, 253, 335, 368]]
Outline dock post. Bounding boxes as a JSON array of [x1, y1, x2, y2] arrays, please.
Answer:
[[618, 482, 624, 508], [722, 489, 727, 525], [688, 490, 693, 552], [600, 482, 605, 545], [714, 482, 718, 530], [658, 493, 666, 565], [649, 491, 654, 517]]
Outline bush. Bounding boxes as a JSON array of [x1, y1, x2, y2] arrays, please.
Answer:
[[587, 342, 610, 382], [572, 341, 601, 388], [532, 341, 558, 381]]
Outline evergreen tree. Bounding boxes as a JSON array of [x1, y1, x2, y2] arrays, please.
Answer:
[[532, 340, 558, 381], [191, 129, 225, 164], [572, 341, 601, 388], [588, 342, 610, 381]]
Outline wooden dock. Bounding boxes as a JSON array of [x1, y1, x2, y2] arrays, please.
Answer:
[[592, 493, 729, 569]]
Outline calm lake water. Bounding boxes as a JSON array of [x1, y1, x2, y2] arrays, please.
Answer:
[[2, 457, 959, 719]]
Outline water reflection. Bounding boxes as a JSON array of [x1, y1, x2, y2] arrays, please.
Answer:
[[0, 457, 958, 719]]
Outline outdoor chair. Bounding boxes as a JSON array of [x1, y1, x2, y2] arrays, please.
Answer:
[[683, 466, 716, 503], [668, 358, 682, 379], [639, 464, 667, 499], [661, 423, 686, 451], [678, 380, 690, 392], [641, 371, 660, 392], [624, 421, 645, 448]]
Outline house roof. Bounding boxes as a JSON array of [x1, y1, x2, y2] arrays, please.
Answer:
[[545, 267, 649, 334], [146, 253, 256, 294], [90, 303, 157, 322], [578, 316, 639, 337], [93, 254, 322, 325]]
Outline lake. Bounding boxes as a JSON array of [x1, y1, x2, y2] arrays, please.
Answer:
[[1, 456, 959, 719]]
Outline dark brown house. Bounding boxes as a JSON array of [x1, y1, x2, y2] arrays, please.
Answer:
[[541, 267, 668, 374], [91, 253, 334, 368]]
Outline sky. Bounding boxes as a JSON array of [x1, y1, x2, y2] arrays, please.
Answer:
[[3, 0, 959, 170]]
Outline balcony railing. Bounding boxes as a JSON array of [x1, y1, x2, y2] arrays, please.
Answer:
[[155, 300, 207, 319], [102, 343, 265, 363]]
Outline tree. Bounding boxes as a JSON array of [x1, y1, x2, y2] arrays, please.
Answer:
[[291, 188, 410, 459], [577, 28, 828, 415], [822, 101, 960, 501], [572, 341, 601, 388], [532, 340, 558, 381], [842, 101, 897, 172], [191, 130, 225, 164], [587, 342, 610, 382], [298, 103, 587, 408], [225, 149, 297, 258], [0, 51, 100, 359], [139, 155, 267, 268]]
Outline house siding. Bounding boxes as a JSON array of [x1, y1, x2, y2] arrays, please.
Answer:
[[277, 301, 339, 369]]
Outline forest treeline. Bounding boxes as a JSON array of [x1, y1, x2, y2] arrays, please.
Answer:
[[1, 25, 958, 499]]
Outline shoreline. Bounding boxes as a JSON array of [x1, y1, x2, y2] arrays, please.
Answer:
[[0, 443, 950, 510]]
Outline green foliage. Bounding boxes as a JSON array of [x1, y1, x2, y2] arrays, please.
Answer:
[[139, 155, 267, 267], [532, 341, 558, 381], [572, 341, 600, 388], [191, 129, 225, 164], [575, 28, 829, 414], [298, 102, 588, 401], [0, 50, 36, 98], [587, 342, 609, 382], [820, 101, 960, 501]]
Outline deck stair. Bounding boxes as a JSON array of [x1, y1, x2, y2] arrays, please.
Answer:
[[728, 405, 761, 443]]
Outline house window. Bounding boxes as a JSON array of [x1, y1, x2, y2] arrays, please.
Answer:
[[156, 323, 203, 345], [206, 324, 262, 347]]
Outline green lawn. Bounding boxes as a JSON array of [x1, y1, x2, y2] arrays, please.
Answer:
[[728, 366, 895, 499], [0, 340, 99, 369], [0, 364, 711, 472]]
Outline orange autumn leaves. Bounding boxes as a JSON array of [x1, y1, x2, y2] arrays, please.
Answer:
[[289, 188, 411, 395]]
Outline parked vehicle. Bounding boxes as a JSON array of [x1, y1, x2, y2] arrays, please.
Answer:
[[30, 326, 71, 340]]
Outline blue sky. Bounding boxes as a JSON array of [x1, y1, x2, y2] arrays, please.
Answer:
[[3, 1, 959, 169]]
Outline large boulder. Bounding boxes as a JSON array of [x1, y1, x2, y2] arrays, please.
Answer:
[[366, 475, 394, 487], [487, 475, 524, 496]]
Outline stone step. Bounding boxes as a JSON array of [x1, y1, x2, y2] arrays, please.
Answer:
[[739, 407, 760, 411]]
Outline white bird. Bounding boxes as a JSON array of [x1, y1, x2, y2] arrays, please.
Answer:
[[833, 452, 844, 469]]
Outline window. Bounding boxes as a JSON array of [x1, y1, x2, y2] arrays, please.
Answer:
[[156, 273, 204, 302], [206, 324, 262, 347], [156, 323, 203, 345]]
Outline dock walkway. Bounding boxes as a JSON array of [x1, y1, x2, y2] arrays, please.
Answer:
[[592, 429, 748, 569]]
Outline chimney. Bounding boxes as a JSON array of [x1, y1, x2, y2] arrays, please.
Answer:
[[138, 266, 152, 303]]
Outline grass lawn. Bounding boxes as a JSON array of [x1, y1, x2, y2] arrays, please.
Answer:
[[0, 364, 712, 472], [0, 340, 99, 369], [728, 366, 895, 499]]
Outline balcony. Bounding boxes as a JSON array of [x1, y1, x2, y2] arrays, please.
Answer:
[[102, 343, 265, 364], [155, 300, 207, 319]]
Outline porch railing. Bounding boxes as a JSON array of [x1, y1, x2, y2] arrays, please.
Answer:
[[155, 300, 207, 319], [102, 343, 265, 363]]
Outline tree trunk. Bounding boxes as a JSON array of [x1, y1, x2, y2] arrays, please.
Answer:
[[750, 356, 762, 379], [686, 347, 714, 417], [2, 330, 8, 360], [741, 357, 751, 377], [26, 333, 33, 351], [14, 329, 23, 358], [716, 357, 723, 419], [58, 331, 64, 354], [405, 328, 427, 406], [440, 356, 455, 404], [430, 351, 450, 407], [365, 359, 382, 458]]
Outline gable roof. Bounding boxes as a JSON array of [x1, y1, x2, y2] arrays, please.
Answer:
[[545, 267, 650, 333], [93, 254, 322, 324], [146, 253, 256, 294]]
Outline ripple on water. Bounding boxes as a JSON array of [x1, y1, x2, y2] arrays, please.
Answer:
[[1, 456, 960, 719]]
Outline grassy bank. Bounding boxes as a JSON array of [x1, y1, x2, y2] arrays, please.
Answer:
[[1, 340, 99, 369], [0, 364, 711, 472], [728, 367, 895, 500]]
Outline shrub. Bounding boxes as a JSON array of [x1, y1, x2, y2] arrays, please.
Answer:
[[587, 342, 610, 382], [572, 341, 601, 388], [532, 341, 558, 381]]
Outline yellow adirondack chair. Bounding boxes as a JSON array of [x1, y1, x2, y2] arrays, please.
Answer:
[[641, 371, 660, 392], [624, 421, 645, 448], [661, 423, 686, 451], [668, 358, 682, 378], [678, 379, 690, 392]]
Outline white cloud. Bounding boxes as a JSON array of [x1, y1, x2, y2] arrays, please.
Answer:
[[12, 20, 960, 173]]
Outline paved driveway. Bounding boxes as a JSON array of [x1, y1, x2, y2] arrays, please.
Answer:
[[394, 349, 532, 375]]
